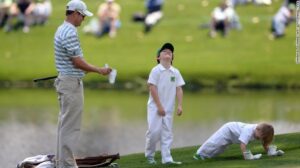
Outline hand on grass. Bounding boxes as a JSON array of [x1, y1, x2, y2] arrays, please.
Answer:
[[268, 149, 284, 156], [244, 150, 262, 160]]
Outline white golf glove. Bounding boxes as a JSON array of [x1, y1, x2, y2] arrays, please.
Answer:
[[244, 150, 262, 160], [267, 145, 284, 156], [253, 154, 262, 159], [268, 149, 285, 156]]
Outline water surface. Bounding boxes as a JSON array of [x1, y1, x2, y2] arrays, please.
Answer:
[[1, 89, 300, 167]]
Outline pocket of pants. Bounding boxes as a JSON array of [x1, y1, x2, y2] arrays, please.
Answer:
[[54, 78, 60, 90]]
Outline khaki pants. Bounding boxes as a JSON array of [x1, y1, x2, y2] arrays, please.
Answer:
[[54, 75, 83, 168]]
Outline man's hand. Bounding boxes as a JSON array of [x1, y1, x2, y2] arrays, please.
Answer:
[[99, 67, 112, 75]]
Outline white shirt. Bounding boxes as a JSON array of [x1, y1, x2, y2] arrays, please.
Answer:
[[223, 122, 257, 144], [212, 7, 227, 21], [212, 6, 237, 22], [147, 64, 185, 113], [274, 6, 291, 23]]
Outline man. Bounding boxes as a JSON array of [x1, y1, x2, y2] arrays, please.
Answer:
[[54, 0, 111, 167]]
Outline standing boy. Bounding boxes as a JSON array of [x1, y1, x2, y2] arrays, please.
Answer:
[[145, 43, 185, 165], [54, 0, 111, 167]]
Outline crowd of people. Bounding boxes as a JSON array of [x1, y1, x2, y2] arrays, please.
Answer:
[[208, 0, 296, 39], [83, 0, 164, 38], [0, 0, 52, 33], [0, 0, 296, 37]]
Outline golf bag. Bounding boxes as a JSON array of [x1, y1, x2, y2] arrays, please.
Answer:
[[17, 153, 120, 168]]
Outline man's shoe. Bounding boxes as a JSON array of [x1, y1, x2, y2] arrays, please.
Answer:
[[164, 161, 182, 165], [147, 157, 157, 164]]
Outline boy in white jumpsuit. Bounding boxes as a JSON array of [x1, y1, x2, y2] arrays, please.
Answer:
[[145, 43, 185, 165], [194, 122, 280, 160]]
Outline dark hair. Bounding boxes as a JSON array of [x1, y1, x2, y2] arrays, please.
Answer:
[[66, 10, 75, 16], [156, 43, 174, 64], [157, 51, 174, 64]]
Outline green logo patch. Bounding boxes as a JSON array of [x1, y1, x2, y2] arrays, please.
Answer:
[[171, 76, 175, 82]]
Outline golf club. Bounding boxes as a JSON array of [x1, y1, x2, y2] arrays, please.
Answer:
[[33, 76, 57, 82]]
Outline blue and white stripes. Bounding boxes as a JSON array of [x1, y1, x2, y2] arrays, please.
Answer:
[[54, 21, 85, 77]]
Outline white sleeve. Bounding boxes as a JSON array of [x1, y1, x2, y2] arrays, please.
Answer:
[[147, 68, 159, 86], [238, 129, 252, 145], [176, 70, 185, 87]]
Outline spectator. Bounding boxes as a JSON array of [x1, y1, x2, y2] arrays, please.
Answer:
[[199, 1, 241, 32], [0, 0, 13, 28], [132, 0, 164, 33], [32, 0, 52, 25], [225, 5, 241, 30], [96, 0, 121, 38], [271, 3, 295, 38], [144, 0, 163, 33], [209, 1, 231, 38], [4, 0, 35, 33]]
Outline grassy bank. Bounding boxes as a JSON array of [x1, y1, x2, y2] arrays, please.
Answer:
[[0, 0, 298, 87], [116, 133, 300, 168]]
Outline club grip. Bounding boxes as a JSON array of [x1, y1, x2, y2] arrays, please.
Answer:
[[33, 76, 57, 82]]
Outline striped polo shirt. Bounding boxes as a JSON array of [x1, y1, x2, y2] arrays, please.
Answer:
[[54, 21, 85, 78]]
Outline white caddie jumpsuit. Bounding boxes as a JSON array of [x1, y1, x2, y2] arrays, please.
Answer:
[[145, 64, 185, 163], [196, 122, 257, 158]]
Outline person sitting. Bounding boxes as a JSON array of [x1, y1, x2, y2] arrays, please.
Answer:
[[0, 0, 13, 28], [143, 0, 163, 33], [32, 0, 52, 26], [209, 1, 231, 38], [97, 0, 121, 38], [271, 3, 295, 38], [4, 0, 35, 33]]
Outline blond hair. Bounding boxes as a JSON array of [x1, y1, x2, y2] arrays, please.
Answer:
[[257, 123, 274, 147]]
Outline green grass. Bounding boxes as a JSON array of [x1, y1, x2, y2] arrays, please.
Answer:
[[0, 0, 298, 86], [116, 133, 300, 168]]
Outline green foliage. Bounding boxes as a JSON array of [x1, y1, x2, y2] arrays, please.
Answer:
[[117, 133, 300, 168]]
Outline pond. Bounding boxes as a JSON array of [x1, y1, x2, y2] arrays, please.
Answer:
[[1, 89, 300, 167]]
